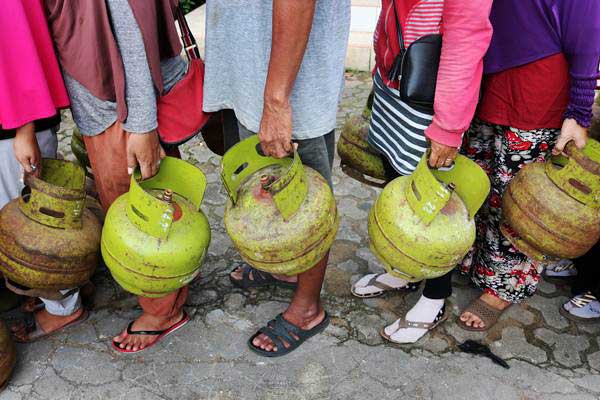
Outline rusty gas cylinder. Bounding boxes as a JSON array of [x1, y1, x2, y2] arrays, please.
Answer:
[[0, 320, 15, 391], [368, 154, 490, 281], [0, 159, 101, 298], [501, 139, 600, 261], [222, 136, 339, 276], [101, 157, 211, 298], [337, 103, 387, 187]]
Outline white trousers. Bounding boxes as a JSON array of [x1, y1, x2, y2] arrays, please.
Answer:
[[0, 129, 81, 316]]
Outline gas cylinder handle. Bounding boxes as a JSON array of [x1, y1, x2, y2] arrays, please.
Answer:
[[545, 139, 600, 208], [126, 157, 207, 240], [19, 159, 86, 230], [221, 135, 308, 220], [406, 153, 490, 225]]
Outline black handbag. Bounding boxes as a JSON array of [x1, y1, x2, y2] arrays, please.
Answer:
[[387, 0, 442, 109]]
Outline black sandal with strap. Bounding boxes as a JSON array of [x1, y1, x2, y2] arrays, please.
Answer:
[[248, 312, 330, 358], [229, 264, 298, 290]]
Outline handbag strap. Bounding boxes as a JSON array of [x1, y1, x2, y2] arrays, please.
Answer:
[[175, 3, 202, 60], [390, 0, 406, 51]]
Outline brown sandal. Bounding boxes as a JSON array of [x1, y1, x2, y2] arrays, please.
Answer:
[[458, 298, 507, 332], [12, 308, 89, 343]]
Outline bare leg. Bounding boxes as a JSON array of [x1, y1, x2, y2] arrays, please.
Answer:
[[251, 252, 329, 352]]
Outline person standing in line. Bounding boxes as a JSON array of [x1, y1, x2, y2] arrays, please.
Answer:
[[203, 0, 351, 356], [350, 0, 493, 343], [44, 0, 191, 352], [458, 0, 600, 330], [0, 0, 85, 342]]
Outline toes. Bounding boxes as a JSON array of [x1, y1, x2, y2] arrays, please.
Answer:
[[460, 312, 471, 322]]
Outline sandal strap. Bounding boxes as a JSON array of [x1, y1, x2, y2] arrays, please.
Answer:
[[465, 299, 504, 326], [240, 265, 274, 285], [570, 292, 598, 308], [392, 305, 446, 331], [365, 275, 397, 291], [126, 312, 187, 336], [257, 325, 287, 350]]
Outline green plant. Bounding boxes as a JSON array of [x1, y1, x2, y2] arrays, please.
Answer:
[[179, 0, 203, 13]]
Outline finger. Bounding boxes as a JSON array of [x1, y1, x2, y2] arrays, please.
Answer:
[[139, 161, 153, 180], [281, 140, 293, 155], [574, 135, 588, 149], [259, 142, 270, 157], [127, 151, 138, 176], [552, 135, 569, 155], [158, 146, 166, 160], [428, 152, 440, 168], [19, 156, 34, 174]]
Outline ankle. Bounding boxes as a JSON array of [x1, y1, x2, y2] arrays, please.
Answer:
[[284, 303, 323, 326], [480, 292, 511, 310]]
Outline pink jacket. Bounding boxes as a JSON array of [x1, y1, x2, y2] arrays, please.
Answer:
[[424, 0, 493, 147], [0, 0, 69, 130]]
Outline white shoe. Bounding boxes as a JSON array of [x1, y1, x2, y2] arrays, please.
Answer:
[[351, 273, 420, 298], [560, 292, 600, 323], [544, 259, 576, 279]]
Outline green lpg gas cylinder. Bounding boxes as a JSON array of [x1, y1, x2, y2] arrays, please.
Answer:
[[337, 98, 387, 187], [502, 139, 600, 261], [101, 157, 211, 298], [369, 154, 490, 282], [222, 136, 339, 276]]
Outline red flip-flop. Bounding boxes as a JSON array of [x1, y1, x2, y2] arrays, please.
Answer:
[[112, 311, 190, 354]]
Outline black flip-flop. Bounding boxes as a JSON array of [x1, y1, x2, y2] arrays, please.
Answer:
[[229, 264, 298, 290], [248, 312, 330, 358]]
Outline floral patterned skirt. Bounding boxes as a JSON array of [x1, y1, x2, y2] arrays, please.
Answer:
[[459, 119, 560, 303]]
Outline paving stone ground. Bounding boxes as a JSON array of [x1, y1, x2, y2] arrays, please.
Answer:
[[2, 72, 599, 400]]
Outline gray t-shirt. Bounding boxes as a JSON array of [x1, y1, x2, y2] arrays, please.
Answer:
[[65, 0, 187, 136], [203, 0, 351, 140]]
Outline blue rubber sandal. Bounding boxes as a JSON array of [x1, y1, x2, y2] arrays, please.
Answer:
[[248, 312, 330, 358]]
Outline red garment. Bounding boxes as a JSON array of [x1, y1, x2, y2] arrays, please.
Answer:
[[477, 53, 570, 130]]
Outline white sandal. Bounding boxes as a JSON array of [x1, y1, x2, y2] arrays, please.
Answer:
[[380, 305, 448, 344], [351, 273, 420, 298]]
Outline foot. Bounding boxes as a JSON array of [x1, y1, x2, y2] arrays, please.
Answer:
[[382, 296, 445, 343], [544, 259, 577, 278], [351, 273, 419, 297], [561, 292, 600, 322], [230, 265, 297, 285], [459, 293, 510, 329], [20, 297, 43, 313], [11, 307, 84, 341], [112, 312, 184, 352], [251, 306, 325, 353]]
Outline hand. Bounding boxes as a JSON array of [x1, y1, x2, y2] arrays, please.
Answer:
[[428, 139, 459, 168], [126, 130, 166, 179], [552, 118, 588, 156], [258, 98, 294, 158], [13, 123, 42, 177]]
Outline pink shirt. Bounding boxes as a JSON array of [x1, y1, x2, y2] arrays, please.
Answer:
[[424, 0, 493, 148], [0, 0, 69, 130]]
